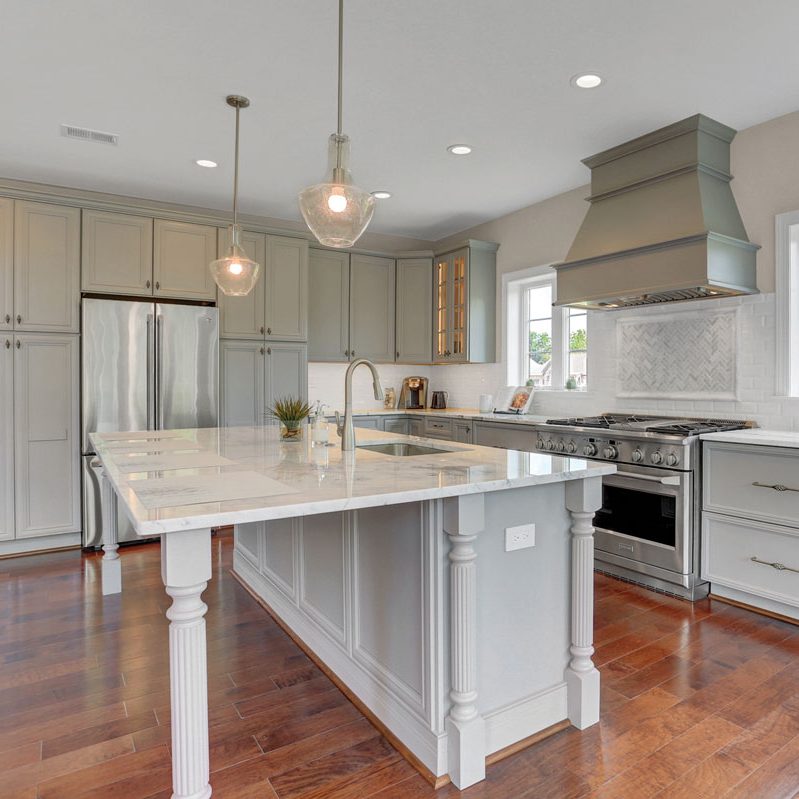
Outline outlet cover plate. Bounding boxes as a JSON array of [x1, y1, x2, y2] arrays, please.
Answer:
[[505, 523, 535, 552]]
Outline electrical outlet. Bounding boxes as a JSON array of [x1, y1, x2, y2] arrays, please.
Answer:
[[505, 524, 535, 552]]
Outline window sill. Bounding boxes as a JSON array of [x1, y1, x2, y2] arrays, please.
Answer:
[[533, 388, 591, 395]]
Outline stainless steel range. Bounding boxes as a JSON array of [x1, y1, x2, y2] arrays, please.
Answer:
[[536, 414, 750, 600]]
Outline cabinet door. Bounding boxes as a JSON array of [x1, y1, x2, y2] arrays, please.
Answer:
[[82, 210, 153, 295], [396, 258, 432, 363], [217, 229, 266, 339], [14, 202, 80, 333], [266, 342, 308, 408], [449, 248, 469, 362], [349, 255, 395, 362], [308, 249, 349, 362], [384, 417, 410, 435], [220, 339, 265, 427], [0, 199, 12, 331], [452, 421, 473, 443], [14, 333, 80, 538], [153, 220, 217, 300], [433, 253, 450, 362], [265, 235, 308, 341], [0, 335, 13, 540]]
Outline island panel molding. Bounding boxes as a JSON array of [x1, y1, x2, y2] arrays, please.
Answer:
[[617, 306, 738, 399]]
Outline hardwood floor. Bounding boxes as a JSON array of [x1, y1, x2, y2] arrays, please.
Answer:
[[1, 534, 798, 798]]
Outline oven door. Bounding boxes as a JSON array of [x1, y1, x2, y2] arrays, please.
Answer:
[[593, 466, 692, 575]]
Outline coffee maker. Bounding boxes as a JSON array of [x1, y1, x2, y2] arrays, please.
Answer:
[[399, 376, 428, 409]]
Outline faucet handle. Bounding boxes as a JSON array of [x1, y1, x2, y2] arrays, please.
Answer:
[[335, 411, 344, 438]]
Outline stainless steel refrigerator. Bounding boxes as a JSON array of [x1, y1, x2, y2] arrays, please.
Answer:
[[82, 298, 218, 547]]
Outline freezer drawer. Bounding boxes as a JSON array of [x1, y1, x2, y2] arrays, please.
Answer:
[[82, 454, 140, 547]]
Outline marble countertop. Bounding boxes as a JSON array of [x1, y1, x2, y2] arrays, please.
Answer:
[[701, 429, 799, 449], [91, 425, 614, 536], [337, 407, 553, 425]]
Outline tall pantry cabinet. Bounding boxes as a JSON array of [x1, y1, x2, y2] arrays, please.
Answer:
[[218, 230, 309, 427], [0, 198, 81, 546]]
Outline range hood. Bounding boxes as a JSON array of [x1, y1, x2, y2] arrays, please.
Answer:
[[553, 114, 759, 309]]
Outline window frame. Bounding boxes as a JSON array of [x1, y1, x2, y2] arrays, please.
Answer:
[[775, 210, 799, 397]]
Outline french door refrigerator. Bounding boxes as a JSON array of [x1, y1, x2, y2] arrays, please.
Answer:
[[81, 298, 218, 547]]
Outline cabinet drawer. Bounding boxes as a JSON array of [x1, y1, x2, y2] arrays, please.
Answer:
[[353, 417, 381, 430], [702, 513, 799, 610], [383, 417, 410, 435], [704, 442, 799, 528], [424, 417, 453, 439]]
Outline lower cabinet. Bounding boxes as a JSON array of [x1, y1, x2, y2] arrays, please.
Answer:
[[452, 420, 473, 443], [220, 339, 308, 427], [383, 416, 410, 435], [352, 417, 381, 430], [0, 332, 80, 540]]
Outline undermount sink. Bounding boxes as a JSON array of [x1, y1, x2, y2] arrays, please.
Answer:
[[356, 442, 456, 457]]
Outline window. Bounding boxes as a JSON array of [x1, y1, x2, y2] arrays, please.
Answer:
[[505, 269, 589, 389], [776, 210, 799, 396]]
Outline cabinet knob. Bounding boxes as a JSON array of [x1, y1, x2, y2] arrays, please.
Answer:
[[267, 327, 272, 335], [260, 347, 265, 355], [146, 279, 151, 289], [155, 281, 160, 290], [4, 314, 9, 324], [351, 350, 355, 357], [4, 340, 9, 349], [344, 349, 350, 357], [267, 346, 272, 355], [16, 315, 21, 325], [15, 340, 20, 349], [260, 326, 265, 335], [396, 351, 400, 358]]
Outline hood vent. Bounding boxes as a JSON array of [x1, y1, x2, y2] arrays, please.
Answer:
[[60, 124, 119, 146], [553, 114, 759, 310]]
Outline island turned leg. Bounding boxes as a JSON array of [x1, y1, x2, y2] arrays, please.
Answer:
[[443, 494, 486, 789], [565, 477, 603, 729], [161, 528, 213, 799], [94, 459, 122, 596]]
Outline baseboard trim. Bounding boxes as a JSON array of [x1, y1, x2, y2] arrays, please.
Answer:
[[0, 534, 82, 559], [710, 591, 799, 627]]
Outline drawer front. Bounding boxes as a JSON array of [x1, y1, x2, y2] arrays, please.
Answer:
[[424, 417, 453, 439], [383, 417, 410, 435], [353, 417, 381, 430], [408, 419, 424, 437], [704, 442, 799, 527], [702, 512, 799, 609]]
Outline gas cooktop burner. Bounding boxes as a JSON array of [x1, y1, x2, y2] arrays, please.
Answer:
[[545, 414, 749, 436], [545, 414, 656, 429]]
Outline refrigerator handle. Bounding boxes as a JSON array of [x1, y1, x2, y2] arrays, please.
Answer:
[[146, 314, 154, 429], [156, 314, 164, 430]]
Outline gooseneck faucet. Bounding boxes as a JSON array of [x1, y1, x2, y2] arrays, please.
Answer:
[[336, 359, 383, 451]]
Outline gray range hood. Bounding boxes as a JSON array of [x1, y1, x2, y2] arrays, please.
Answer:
[[553, 114, 759, 309]]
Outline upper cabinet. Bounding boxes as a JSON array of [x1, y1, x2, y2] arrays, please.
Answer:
[[14, 201, 80, 333], [153, 220, 217, 301], [349, 255, 395, 362], [0, 200, 12, 331], [308, 249, 350, 362], [433, 241, 497, 364], [218, 231, 308, 341], [396, 257, 432, 363], [82, 210, 153, 295]]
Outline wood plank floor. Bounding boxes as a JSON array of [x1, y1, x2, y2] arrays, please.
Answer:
[[1, 533, 798, 798]]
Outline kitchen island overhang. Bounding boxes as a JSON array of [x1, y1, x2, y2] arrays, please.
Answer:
[[91, 425, 614, 795]]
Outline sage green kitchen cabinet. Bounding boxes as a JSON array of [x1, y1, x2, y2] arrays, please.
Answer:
[[0, 332, 12, 539], [0, 199, 12, 332], [395, 257, 432, 363], [433, 240, 497, 364], [408, 418, 424, 436], [153, 219, 217, 301], [14, 332, 80, 538], [308, 249, 350, 362], [383, 416, 410, 435], [14, 201, 80, 333], [452, 420, 473, 443], [220, 339, 307, 427], [349, 255, 395, 362], [81, 210, 154, 295], [217, 230, 267, 339]]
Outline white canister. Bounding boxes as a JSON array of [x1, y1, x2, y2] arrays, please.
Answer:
[[478, 394, 493, 413]]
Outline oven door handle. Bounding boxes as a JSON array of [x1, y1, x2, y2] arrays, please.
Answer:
[[614, 470, 681, 486]]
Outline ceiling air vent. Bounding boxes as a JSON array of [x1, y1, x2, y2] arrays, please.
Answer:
[[60, 124, 119, 146]]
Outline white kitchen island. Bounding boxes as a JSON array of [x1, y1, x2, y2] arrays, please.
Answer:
[[92, 424, 614, 797]]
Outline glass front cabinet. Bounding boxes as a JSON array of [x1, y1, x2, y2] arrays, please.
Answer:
[[433, 241, 498, 363]]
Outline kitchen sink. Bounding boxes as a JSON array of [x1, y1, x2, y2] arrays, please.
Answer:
[[356, 442, 456, 457]]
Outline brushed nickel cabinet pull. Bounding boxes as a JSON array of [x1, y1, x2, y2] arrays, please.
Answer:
[[146, 279, 151, 288], [267, 327, 271, 335], [259, 347, 265, 355], [752, 481, 799, 493], [15, 340, 20, 349], [750, 556, 799, 574], [155, 281, 160, 290], [4, 314, 9, 324], [396, 351, 400, 358], [260, 326, 265, 335], [267, 346, 271, 355], [16, 315, 21, 324], [351, 350, 355, 357], [4, 340, 9, 349]]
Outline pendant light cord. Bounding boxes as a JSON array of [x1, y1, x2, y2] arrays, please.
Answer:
[[232, 103, 241, 228], [336, 0, 344, 170]]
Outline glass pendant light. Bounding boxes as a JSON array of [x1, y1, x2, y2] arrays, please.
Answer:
[[209, 95, 261, 296], [298, 0, 375, 248]]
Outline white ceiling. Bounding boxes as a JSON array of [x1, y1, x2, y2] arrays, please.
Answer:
[[2, 0, 798, 242]]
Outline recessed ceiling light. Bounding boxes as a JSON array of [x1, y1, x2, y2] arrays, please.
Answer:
[[447, 144, 472, 155], [571, 73, 603, 89], [195, 159, 218, 168], [371, 191, 392, 199]]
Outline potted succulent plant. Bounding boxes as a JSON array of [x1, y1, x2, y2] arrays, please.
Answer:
[[267, 396, 313, 442]]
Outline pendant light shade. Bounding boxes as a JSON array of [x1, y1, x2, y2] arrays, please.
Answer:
[[210, 95, 261, 296], [298, 134, 375, 248], [299, 0, 376, 248]]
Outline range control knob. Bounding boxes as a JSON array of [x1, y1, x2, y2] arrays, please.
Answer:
[[666, 452, 679, 467], [583, 443, 597, 457], [556, 441, 565, 453], [603, 445, 618, 460], [632, 448, 644, 463], [651, 450, 664, 465], [545, 440, 555, 451], [566, 440, 577, 454]]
